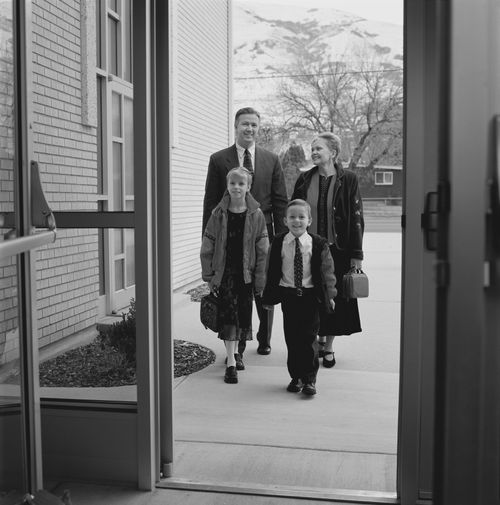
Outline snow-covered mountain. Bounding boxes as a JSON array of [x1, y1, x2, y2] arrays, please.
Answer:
[[232, 2, 403, 111]]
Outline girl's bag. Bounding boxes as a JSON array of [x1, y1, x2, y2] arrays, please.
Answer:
[[200, 292, 221, 332]]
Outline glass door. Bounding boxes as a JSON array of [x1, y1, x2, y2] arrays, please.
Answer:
[[0, 0, 54, 497]]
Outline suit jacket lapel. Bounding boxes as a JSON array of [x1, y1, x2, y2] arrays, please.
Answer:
[[225, 144, 239, 170]]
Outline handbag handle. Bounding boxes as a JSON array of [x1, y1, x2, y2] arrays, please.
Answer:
[[348, 266, 365, 274]]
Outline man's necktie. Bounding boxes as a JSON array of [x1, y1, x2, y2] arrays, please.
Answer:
[[294, 238, 303, 289], [243, 149, 253, 173]]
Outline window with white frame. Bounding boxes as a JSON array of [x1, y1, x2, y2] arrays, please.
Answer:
[[96, 0, 135, 313], [375, 171, 394, 185]]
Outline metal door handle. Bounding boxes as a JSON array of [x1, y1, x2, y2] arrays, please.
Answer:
[[0, 161, 57, 259], [422, 191, 439, 251]]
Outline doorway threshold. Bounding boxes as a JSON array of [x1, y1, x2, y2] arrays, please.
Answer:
[[157, 478, 398, 504]]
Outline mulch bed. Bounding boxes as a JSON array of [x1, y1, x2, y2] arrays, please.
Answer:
[[186, 283, 210, 302], [35, 284, 216, 388], [39, 338, 215, 387]]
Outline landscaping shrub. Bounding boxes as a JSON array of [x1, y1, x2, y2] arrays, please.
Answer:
[[100, 299, 136, 364]]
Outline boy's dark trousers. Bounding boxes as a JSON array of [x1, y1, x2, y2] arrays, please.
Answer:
[[280, 287, 320, 384]]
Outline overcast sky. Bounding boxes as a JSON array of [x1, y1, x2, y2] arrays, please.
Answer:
[[249, 0, 404, 25]]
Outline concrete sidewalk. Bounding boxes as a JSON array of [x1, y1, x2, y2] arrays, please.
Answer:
[[165, 232, 402, 496], [49, 232, 402, 504]]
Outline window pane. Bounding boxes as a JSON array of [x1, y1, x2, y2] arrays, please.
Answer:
[[123, 0, 132, 82], [114, 229, 123, 254], [97, 77, 105, 194], [36, 229, 137, 402], [115, 259, 124, 290], [113, 142, 123, 210], [107, 16, 118, 75], [96, 0, 102, 67], [125, 229, 135, 287], [112, 92, 121, 138], [124, 97, 133, 195]]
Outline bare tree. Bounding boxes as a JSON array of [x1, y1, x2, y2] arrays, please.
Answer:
[[277, 42, 403, 167]]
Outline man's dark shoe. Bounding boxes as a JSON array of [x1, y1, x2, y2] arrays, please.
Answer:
[[257, 345, 271, 355], [302, 382, 317, 396], [235, 353, 245, 371], [224, 366, 238, 384], [323, 352, 336, 368], [286, 379, 302, 393]]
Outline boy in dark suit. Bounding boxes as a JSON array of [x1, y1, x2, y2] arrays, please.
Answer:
[[203, 107, 288, 364], [262, 199, 337, 396]]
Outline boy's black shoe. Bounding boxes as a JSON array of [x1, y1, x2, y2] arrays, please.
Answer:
[[286, 379, 302, 393], [302, 382, 317, 396], [224, 366, 238, 384], [235, 353, 245, 371]]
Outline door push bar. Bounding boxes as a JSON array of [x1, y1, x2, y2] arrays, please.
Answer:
[[0, 161, 56, 260]]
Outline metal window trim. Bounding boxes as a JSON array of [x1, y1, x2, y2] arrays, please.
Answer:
[[133, 0, 157, 490], [14, 0, 44, 492]]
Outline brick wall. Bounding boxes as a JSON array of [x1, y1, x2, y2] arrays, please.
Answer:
[[32, 0, 99, 349]]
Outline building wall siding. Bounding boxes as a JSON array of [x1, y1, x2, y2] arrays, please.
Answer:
[[170, 0, 231, 289]]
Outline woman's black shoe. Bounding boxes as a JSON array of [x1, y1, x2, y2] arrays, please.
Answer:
[[224, 366, 238, 384], [323, 352, 336, 368]]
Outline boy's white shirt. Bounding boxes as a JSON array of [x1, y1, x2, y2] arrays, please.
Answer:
[[279, 231, 314, 288]]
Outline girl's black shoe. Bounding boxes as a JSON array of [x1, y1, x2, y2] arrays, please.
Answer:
[[224, 366, 238, 383]]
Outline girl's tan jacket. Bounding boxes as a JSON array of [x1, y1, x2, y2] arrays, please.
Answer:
[[200, 192, 269, 293]]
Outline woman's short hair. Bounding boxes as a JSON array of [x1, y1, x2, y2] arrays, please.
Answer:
[[226, 166, 253, 187], [315, 131, 342, 155], [287, 198, 312, 218]]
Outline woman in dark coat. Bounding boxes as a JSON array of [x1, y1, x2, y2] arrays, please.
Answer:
[[292, 132, 364, 367]]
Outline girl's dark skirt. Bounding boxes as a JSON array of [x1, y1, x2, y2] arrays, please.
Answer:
[[217, 270, 253, 342], [319, 245, 362, 336]]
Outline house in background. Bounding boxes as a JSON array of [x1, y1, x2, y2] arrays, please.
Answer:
[[353, 165, 403, 204]]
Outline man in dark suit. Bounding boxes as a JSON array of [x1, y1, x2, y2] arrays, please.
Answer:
[[203, 107, 288, 364]]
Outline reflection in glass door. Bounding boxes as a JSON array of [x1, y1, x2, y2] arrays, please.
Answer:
[[0, 0, 24, 496], [0, 0, 40, 497]]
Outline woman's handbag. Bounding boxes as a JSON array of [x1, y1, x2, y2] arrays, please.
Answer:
[[200, 292, 221, 332], [342, 267, 369, 299]]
